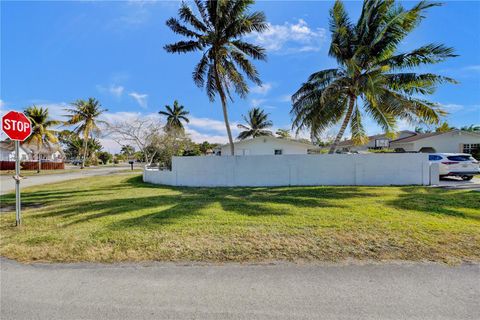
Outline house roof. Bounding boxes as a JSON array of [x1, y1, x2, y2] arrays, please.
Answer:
[[391, 130, 480, 144], [1, 140, 63, 155], [22, 141, 64, 155], [337, 130, 416, 147], [0, 140, 31, 153], [218, 136, 318, 149]]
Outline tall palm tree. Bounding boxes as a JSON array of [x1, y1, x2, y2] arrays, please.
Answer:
[[291, 0, 457, 154], [64, 98, 107, 168], [159, 100, 190, 133], [164, 0, 268, 155], [24, 106, 61, 173], [237, 107, 273, 140]]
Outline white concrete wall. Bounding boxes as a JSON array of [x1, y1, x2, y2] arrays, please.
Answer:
[[220, 137, 311, 156], [144, 154, 431, 187]]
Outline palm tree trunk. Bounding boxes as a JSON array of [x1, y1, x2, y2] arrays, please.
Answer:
[[213, 68, 235, 156], [328, 96, 356, 154], [37, 142, 41, 173], [81, 132, 89, 169]]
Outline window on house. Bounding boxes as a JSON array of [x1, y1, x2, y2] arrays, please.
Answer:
[[462, 144, 479, 154], [375, 139, 390, 148], [274, 149, 283, 155]]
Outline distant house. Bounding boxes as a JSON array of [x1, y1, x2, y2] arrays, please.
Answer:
[[0, 140, 64, 161], [333, 129, 479, 154], [0, 141, 30, 161], [215, 136, 320, 156], [390, 130, 480, 154], [334, 130, 416, 152]]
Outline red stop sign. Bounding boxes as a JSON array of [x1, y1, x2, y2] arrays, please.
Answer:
[[1, 111, 32, 141]]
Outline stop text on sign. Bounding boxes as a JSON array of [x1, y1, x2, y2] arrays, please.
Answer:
[[2, 119, 31, 132]]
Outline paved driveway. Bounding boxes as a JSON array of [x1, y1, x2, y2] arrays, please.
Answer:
[[0, 166, 137, 195], [1, 259, 478, 320], [435, 176, 480, 191]]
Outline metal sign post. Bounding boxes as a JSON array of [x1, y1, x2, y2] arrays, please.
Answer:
[[15, 140, 21, 226], [1, 110, 32, 227]]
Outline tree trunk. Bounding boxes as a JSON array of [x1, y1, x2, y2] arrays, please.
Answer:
[[37, 142, 41, 173], [328, 96, 356, 154], [81, 132, 89, 169], [213, 68, 235, 156]]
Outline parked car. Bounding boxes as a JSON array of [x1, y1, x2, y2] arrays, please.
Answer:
[[429, 153, 480, 180], [70, 159, 82, 166]]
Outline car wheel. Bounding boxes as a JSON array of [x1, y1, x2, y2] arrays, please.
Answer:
[[461, 175, 473, 181]]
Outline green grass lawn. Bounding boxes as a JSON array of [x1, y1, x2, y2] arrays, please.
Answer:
[[0, 174, 479, 263]]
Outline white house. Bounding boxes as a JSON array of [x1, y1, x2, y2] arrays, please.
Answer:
[[0, 141, 30, 161], [215, 136, 319, 156], [22, 142, 64, 161], [335, 130, 416, 152], [0, 140, 64, 161], [390, 130, 480, 154]]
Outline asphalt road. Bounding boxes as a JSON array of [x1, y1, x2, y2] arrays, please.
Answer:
[[0, 166, 136, 195], [1, 259, 478, 320]]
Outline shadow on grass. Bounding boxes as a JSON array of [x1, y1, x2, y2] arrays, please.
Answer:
[[10, 175, 382, 229], [387, 187, 480, 220]]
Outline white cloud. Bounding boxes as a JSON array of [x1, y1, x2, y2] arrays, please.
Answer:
[[186, 128, 229, 144], [441, 103, 464, 113], [279, 94, 292, 103], [0, 99, 5, 109], [251, 83, 273, 95], [248, 19, 326, 54], [187, 116, 240, 135], [251, 98, 267, 107], [129, 92, 148, 108], [100, 111, 145, 124], [97, 84, 125, 97]]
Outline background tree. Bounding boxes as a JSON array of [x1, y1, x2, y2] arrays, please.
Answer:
[[120, 145, 135, 159], [276, 129, 291, 139], [237, 107, 273, 140], [97, 151, 112, 165], [198, 141, 219, 154], [64, 98, 107, 168], [164, 0, 268, 155], [460, 124, 480, 132], [24, 106, 61, 173], [291, 0, 457, 154], [105, 115, 163, 165], [435, 122, 455, 132], [159, 100, 190, 133]]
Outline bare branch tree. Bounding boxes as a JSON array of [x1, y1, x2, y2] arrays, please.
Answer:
[[104, 115, 163, 165]]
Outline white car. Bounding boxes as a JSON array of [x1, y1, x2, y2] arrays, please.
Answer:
[[429, 153, 480, 181]]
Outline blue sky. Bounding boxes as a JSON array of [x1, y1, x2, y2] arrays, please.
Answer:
[[1, 0, 479, 152]]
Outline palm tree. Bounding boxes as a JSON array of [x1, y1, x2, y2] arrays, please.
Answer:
[[291, 0, 457, 154], [435, 122, 455, 132], [23, 106, 61, 173], [237, 107, 273, 140], [164, 0, 268, 155], [276, 129, 291, 139], [461, 124, 480, 132], [64, 98, 107, 168], [159, 100, 190, 133]]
